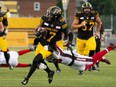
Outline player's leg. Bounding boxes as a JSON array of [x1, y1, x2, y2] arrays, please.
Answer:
[[95, 39, 101, 68], [18, 49, 31, 56], [41, 60, 55, 83], [21, 44, 54, 85], [55, 40, 64, 73], [86, 36, 96, 56], [21, 53, 43, 85], [53, 62, 61, 73], [1, 38, 13, 70], [16, 63, 31, 67], [86, 36, 96, 71], [16, 49, 33, 67], [85, 43, 116, 70], [76, 38, 86, 55]]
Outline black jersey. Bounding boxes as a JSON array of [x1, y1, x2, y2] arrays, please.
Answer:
[[38, 16, 67, 48], [75, 11, 99, 40]]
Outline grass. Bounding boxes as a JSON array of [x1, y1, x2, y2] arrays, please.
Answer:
[[0, 47, 116, 87]]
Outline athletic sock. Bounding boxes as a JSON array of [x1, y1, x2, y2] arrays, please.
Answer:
[[16, 63, 30, 67], [18, 49, 31, 56], [26, 54, 43, 79], [85, 47, 113, 70], [4, 52, 10, 66]]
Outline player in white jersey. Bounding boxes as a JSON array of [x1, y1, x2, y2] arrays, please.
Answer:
[[0, 49, 32, 68], [45, 43, 116, 75]]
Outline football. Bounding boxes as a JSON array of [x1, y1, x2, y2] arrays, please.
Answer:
[[35, 27, 47, 37]]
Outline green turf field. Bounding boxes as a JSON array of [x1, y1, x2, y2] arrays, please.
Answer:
[[0, 48, 116, 87]]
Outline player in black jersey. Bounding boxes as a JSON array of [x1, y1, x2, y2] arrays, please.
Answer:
[[72, 2, 101, 56], [71, 2, 101, 74], [0, 6, 12, 70], [21, 6, 69, 85]]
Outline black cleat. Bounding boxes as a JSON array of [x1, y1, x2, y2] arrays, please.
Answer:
[[48, 70, 55, 84], [8, 65, 13, 70], [79, 70, 84, 75], [56, 69, 61, 74], [21, 77, 29, 85]]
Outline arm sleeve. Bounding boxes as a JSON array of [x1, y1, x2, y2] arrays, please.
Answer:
[[68, 32, 73, 43]]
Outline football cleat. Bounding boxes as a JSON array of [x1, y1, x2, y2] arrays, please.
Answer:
[[108, 43, 116, 49], [101, 58, 111, 65], [48, 70, 55, 84], [21, 77, 29, 85], [9, 65, 13, 70], [79, 70, 84, 75], [56, 69, 61, 74]]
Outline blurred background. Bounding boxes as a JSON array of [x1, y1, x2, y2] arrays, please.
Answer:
[[0, 0, 116, 47]]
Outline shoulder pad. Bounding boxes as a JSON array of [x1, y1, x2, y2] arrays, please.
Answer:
[[91, 10, 99, 14], [91, 10, 95, 13], [91, 10, 99, 16], [75, 11, 82, 18]]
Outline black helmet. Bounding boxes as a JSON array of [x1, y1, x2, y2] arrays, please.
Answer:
[[82, 2, 93, 9], [45, 6, 62, 21]]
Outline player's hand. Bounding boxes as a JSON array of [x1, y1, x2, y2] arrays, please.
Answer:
[[3, 35, 6, 39], [94, 31, 100, 37], [81, 21, 86, 27], [63, 40, 68, 46]]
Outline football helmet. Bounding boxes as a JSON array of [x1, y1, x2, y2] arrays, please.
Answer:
[[45, 6, 62, 22], [82, 2, 92, 14], [82, 2, 93, 9]]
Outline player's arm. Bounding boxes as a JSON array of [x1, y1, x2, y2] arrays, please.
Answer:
[[3, 14, 8, 28], [96, 16, 101, 33], [0, 15, 4, 32], [100, 23, 105, 41], [71, 13, 86, 30], [0, 22, 4, 32], [95, 12, 102, 36], [64, 30, 73, 45], [0, 21, 6, 36], [34, 17, 44, 37]]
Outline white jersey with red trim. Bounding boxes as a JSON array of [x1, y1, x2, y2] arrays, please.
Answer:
[[56, 47, 93, 71], [0, 51, 19, 66]]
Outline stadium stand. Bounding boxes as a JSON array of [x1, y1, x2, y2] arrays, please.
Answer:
[[8, 18, 41, 44], [0, 1, 18, 13]]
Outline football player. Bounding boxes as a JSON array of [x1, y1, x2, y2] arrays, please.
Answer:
[[0, 49, 32, 67], [0, 6, 12, 69], [46, 43, 115, 75], [21, 6, 69, 85], [71, 2, 101, 73], [72, 2, 101, 56]]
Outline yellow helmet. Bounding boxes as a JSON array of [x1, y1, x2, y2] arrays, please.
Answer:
[[82, 2, 93, 9]]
